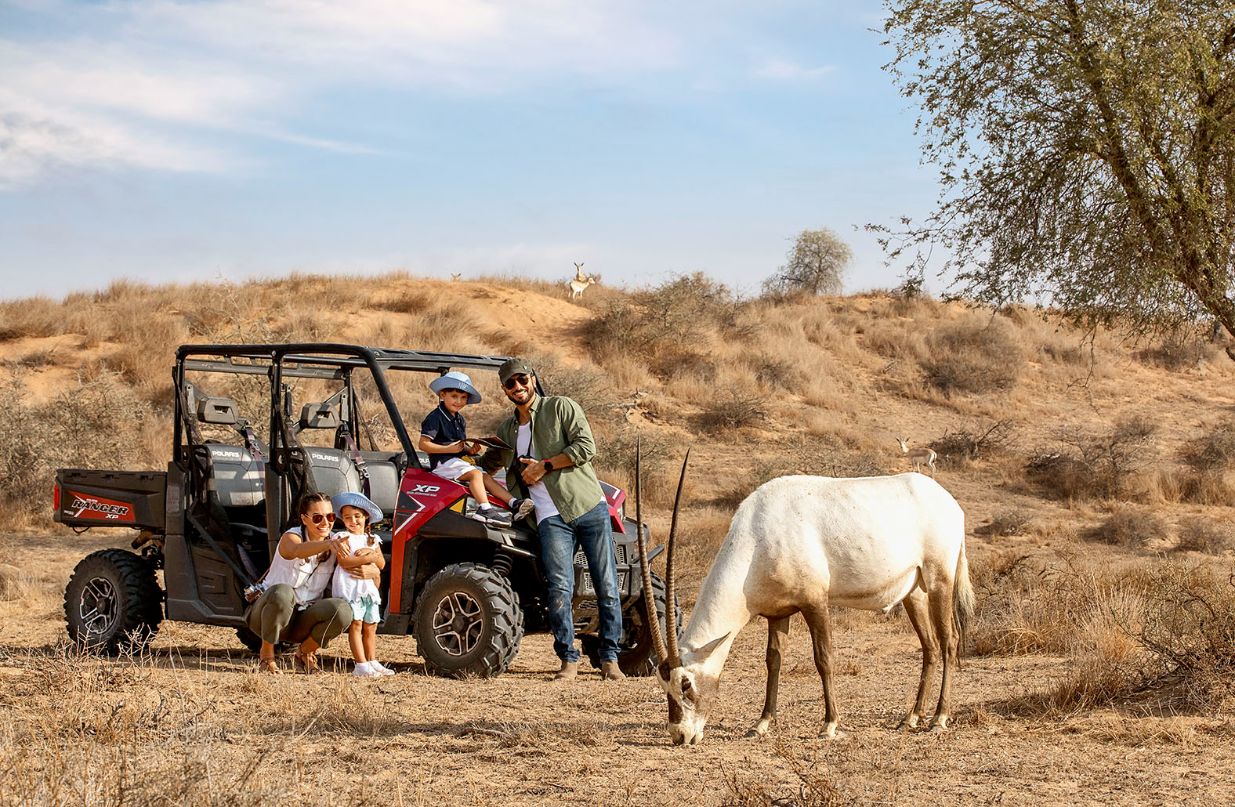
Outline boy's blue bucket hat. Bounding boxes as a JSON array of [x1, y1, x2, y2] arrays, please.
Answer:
[[429, 370, 482, 405], [331, 491, 384, 524]]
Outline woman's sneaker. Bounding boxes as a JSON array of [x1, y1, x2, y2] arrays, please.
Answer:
[[471, 505, 512, 527], [509, 498, 535, 521]]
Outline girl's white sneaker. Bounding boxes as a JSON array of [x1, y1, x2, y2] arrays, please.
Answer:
[[352, 662, 382, 678], [371, 661, 396, 676]]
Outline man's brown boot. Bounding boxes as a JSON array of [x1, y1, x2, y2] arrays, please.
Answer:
[[554, 660, 579, 681], [599, 661, 626, 681]]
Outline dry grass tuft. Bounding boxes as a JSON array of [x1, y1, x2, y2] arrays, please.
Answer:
[[1084, 506, 1171, 549], [694, 391, 769, 434], [1174, 517, 1235, 555], [921, 316, 1024, 395]]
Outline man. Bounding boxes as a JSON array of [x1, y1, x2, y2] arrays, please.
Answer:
[[495, 358, 625, 681]]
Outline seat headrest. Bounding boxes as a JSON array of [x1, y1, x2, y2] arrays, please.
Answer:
[[300, 402, 340, 429], [197, 396, 240, 426]]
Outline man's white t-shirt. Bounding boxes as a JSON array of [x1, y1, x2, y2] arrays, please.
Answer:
[[518, 421, 559, 525]]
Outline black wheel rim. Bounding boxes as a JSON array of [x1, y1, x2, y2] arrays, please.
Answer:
[[79, 576, 119, 639], [430, 592, 483, 657]]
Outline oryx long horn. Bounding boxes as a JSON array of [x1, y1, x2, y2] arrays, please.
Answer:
[[664, 446, 690, 667], [633, 439, 669, 666]]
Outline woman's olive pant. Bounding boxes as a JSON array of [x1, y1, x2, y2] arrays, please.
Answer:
[[245, 583, 351, 647]]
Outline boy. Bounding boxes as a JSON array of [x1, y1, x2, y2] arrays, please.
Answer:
[[419, 371, 534, 527]]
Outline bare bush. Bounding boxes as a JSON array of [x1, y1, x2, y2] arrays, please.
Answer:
[[1084, 506, 1171, 549], [931, 419, 1015, 464], [694, 391, 768, 434], [1175, 517, 1235, 555], [921, 318, 1024, 395], [1027, 415, 1158, 500], [1136, 333, 1214, 370]]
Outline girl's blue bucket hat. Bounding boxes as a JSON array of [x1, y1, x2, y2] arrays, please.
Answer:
[[331, 491, 384, 524]]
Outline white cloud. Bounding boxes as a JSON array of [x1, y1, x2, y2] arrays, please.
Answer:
[[1, 0, 682, 186], [753, 59, 835, 82]]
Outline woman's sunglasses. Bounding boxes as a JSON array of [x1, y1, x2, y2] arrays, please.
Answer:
[[306, 513, 335, 525], [503, 374, 531, 390]]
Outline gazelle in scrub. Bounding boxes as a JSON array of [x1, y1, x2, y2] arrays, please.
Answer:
[[897, 437, 937, 475], [635, 450, 973, 746]]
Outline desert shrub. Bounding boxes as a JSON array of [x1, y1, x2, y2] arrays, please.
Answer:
[[0, 374, 155, 516], [582, 273, 737, 366], [1084, 506, 1171, 549], [746, 354, 802, 390], [1175, 517, 1235, 554], [974, 508, 1032, 538], [693, 391, 768, 434], [528, 355, 619, 416], [595, 428, 675, 481], [1181, 418, 1235, 473], [1135, 333, 1213, 370], [1027, 415, 1158, 500], [921, 317, 1024, 395]]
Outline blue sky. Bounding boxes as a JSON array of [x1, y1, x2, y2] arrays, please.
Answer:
[[0, 0, 938, 300]]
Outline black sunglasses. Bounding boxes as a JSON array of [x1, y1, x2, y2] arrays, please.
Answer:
[[503, 374, 531, 390]]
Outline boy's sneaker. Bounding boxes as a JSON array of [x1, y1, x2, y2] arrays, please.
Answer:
[[509, 498, 535, 521], [471, 506, 512, 527], [352, 662, 382, 679]]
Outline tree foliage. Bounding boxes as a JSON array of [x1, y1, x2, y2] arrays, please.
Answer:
[[763, 228, 851, 297], [878, 0, 1235, 340]]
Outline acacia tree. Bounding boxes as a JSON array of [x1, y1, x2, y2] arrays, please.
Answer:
[[878, 0, 1235, 343], [763, 227, 852, 297]]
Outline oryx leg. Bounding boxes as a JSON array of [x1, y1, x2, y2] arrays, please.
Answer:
[[752, 615, 791, 737], [803, 606, 840, 739], [898, 587, 938, 730], [927, 580, 957, 731]]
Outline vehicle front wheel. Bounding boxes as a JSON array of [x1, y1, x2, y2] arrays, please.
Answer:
[[582, 572, 681, 677], [412, 562, 524, 678], [64, 549, 163, 655]]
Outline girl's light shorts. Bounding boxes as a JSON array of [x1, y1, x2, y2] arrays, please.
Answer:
[[349, 595, 381, 624]]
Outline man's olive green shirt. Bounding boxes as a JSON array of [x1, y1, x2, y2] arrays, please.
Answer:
[[497, 395, 604, 524]]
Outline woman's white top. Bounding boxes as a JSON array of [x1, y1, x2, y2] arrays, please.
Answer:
[[263, 527, 337, 607], [518, 421, 559, 525], [331, 532, 382, 602]]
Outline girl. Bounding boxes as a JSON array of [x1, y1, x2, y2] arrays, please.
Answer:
[[329, 492, 394, 677]]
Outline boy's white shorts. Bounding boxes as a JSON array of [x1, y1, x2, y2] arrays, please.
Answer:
[[431, 458, 479, 482]]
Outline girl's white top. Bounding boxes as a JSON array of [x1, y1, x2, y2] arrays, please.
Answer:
[[331, 532, 382, 602], [263, 527, 337, 607]]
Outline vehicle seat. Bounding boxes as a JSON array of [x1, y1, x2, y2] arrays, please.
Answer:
[[359, 451, 403, 518], [204, 444, 265, 507], [303, 447, 363, 498]]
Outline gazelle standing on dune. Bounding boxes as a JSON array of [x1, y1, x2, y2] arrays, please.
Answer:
[[897, 437, 937, 475], [635, 449, 973, 746], [568, 263, 598, 300]]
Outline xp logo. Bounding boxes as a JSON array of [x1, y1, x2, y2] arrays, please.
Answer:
[[410, 484, 441, 495], [67, 494, 133, 521]]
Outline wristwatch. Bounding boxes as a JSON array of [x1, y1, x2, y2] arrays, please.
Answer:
[[543, 460, 554, 473]]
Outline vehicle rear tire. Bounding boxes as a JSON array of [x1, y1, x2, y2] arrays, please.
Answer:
[[64, 549, 163, 655], [582, 572, 681, 677], [412, 562, 524, 678]]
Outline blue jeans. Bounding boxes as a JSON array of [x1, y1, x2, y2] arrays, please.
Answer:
[[537, 501, 623, 663]]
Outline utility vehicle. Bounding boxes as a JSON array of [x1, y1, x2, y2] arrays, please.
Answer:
[[54, 344, 679, 677]]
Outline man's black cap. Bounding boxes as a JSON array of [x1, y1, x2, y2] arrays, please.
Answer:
[[498, 358, 535, 384]]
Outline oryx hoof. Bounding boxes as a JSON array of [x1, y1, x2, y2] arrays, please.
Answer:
[[927, 715, 950, 733], [818, 722, 846, 741], [748, 718, 774, 738], [896, 715, 921, 732]]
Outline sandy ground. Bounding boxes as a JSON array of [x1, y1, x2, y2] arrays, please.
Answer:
[[2, 532, 1234, 806]]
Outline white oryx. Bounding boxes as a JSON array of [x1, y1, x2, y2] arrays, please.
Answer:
[[635, 450, 973, 746]]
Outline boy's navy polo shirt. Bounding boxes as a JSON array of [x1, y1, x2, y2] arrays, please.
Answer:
[[420, 403, 467, 470]]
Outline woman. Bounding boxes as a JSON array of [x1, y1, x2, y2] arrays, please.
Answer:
[[245, 491, 374, 673]]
